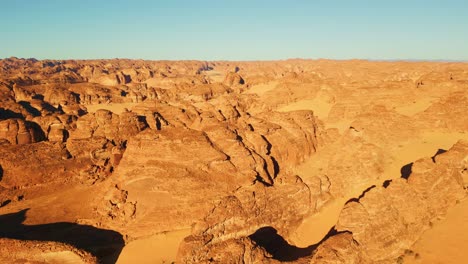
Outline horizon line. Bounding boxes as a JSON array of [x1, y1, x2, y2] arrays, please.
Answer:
[[1, 56, 467, 63]]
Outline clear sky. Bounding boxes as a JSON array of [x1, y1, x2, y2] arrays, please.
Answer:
[[1, 0, 467, 60]]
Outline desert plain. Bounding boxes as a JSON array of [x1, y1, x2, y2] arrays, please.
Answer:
[[0, 57, 467, 263]]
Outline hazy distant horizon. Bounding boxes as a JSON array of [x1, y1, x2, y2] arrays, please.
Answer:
[[1, 56, 467, 63], [2, 0, 468, 61]]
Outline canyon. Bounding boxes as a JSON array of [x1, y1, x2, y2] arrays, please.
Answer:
[[0, 57, 467, 263]]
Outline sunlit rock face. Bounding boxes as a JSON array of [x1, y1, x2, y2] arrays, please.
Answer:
[[0, 58, 467, 263]]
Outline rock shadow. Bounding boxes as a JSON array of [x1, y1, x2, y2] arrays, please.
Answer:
[[249, 226, 348, 262], [400, 162, 413, 179], [0, 209, 124, 264], [26, 121, 47, 142], [431, 148, 447, 163], [383, 179, 392, 188], [249, 226, 316, 261], [0, 108, 24, 120], [345, 185, 376, 204], [18, 101, 41, 117], [32, 94, 44, 100], [271, 156, 280, 177]]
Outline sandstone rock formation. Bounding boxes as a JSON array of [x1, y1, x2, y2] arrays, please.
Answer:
[[0, 58, 467, 263], [0, 238, 97, 264]]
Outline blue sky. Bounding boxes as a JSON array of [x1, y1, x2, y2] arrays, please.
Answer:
[[1, 0, 467, 60]]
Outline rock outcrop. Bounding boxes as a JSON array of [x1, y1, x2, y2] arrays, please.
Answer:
[[313, 140, 468, 263], [0, 119, 45, 145]]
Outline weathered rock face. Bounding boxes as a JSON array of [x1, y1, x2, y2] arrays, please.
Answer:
[[223, 72, 245, 87], [95, 107, 320, 236], [0, 142, 83, 188], [1, 58, 468, 263], [0, 238, 97, 264], [95, 127, 236, 235], [70, 109, 148, 142], [309, 232, 361, 264], [317, 140, 468, 263], [177, 174, 318, 263], [32, 115, 74, 143], [43, 86, 80, 106], [179, 236, 275, 264], [418, 91, 468, 131], [0, 119, 45, 145], [177, 141, 468, 264]]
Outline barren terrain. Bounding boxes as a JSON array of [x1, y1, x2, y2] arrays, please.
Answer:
[[0, 58, 467, 263]]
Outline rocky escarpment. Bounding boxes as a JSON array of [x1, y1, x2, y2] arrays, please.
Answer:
[[177, 174, 318, 263], [94, 101, 320, 238], [323, 140, 468, 264], [176, 141, 467, 263]]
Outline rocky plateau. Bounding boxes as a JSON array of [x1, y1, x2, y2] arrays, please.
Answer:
[[0, 57, 467, 263]]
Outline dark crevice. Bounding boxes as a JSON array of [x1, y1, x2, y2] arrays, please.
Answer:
[[32, 94, 44, 100], [261, 135, 272, 155], [155, 118, 162, 130], [262, 161, 275, 184], [63, 129, 70, 143], [254, 175, 273, 187], [400, 163, 413, 179], [271, 156, 280, 178], [71, 92, 81, 104], [261, 135, 280, 178], [18, 101, 41, 116], [42, 101, 63, 114], [346, 185, 376, 204], [136, 115, 149, 129], [0, 200, 11, 208], [0, 108, 24, 120], [0, 209, 124, 264], [26, 121, 47, 142], [382, 179, 392, 188], [431, 148, 447, 163]]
